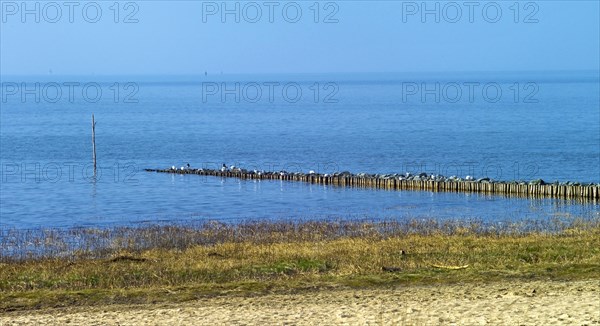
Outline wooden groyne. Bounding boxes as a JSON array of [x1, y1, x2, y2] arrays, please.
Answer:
[[145, 168, 600, 200]]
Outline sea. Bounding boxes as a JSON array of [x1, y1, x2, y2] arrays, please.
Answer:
[[1, 71, 599, 229]]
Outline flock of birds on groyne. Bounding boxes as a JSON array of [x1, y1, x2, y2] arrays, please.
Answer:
[[145, 164, 599, 200]]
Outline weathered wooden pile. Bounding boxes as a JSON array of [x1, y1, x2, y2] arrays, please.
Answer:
[[145, 167, 599, 200]]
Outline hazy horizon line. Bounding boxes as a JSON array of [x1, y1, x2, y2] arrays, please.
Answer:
[[1, 69, 599, 78]]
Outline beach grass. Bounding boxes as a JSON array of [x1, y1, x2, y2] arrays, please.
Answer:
[[1, 218, 599, 311]]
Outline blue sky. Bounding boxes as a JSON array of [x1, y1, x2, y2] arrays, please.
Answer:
[[1, 1, 599, 75]]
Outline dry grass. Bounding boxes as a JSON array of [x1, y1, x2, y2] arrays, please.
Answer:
[[1, 218, 599, 311]]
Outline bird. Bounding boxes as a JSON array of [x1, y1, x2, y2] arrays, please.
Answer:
[[221, 164, 227, 172], [309, 170, 315, 174], [171, 165, 176, 170]]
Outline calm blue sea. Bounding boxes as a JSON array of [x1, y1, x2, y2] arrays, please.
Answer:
[[1, 72, 599, 229]]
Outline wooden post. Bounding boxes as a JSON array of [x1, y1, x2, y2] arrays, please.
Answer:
[[92, 114, 97, 175]]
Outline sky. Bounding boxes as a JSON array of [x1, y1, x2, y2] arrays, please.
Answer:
[[0, 1, 599, 75]]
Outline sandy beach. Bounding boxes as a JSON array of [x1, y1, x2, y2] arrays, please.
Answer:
[[2, 279, 598, 325]]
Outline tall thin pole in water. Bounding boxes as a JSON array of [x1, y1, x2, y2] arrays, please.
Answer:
[[92, 114, 97, 175]]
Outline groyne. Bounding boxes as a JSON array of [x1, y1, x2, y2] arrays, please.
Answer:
[[145, 167, 599, 200]]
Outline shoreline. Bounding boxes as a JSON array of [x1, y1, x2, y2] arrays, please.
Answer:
[[3, 217, 598, 261], [2, 279, 598, 325], [2, 223, 599, 313]]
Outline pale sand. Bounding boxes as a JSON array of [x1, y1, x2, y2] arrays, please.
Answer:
[[2, 280, 599, 325]]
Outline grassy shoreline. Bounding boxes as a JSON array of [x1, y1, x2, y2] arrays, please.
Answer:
[[1, 219, 599, 312]]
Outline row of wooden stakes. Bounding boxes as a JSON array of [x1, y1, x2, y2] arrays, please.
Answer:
[[145, 168, 600, 200]]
